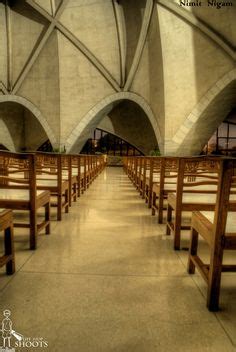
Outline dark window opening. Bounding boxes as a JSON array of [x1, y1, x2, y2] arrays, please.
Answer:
[[0, 144, 9, 151], [38, 140, 53, 152], [203, 109, 236, 157], [80, 129, 144, 156]]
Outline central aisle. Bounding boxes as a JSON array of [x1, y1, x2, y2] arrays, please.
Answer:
[[0, 168, 234, 351]]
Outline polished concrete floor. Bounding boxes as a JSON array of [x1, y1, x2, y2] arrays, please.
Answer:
[[0, 167, 236, 352]]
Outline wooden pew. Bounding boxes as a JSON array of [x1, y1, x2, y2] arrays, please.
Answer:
[[138, 157, 150, 199], [126, 156, 132, 180], [93, 155, 103, 178], [124, 156, 132, 179], [80, 155, 87, 193], [132, 157, 138, 187], [136, 157, 143, 192], [65, 155, 77, 206], [123, 157, 128, 173], [91, 155, 105, 179], [151, 157, 179, 223], [0, 151, 51, 249], [98, 155, 105, 174], [92, 156, 98, 181], [125, 156, 142, 192], [87, 155, 92, 187], [36, 152, 69, 221], [129, 157, 137, 186], [0, 209, 15, 275], [129, 157, 135, 182], [66, 154, 105, 199], [140, 157, 147, 199], [124, 156, 161, 207], [70, 154, 81, 198], [166, 156, 223, 250], [144, 157, 161, 208], [188, 158, 236, 311], [96, 155, 101, 175], [90, 156, 97, 184]]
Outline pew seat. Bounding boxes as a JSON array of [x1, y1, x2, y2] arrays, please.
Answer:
[[200, 211, 236, 233], [165, 157, 225, 250], [0, 189, 50, 249], [152, 183, 218, 224], [166, 191, 236, 250], [0, 189, 46, 200], [37, 173, 77, 205], [36, 180, 69, 221]]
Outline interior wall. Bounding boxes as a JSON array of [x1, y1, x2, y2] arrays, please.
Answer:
[[119, 0, 146, 78], [10, 0, 48, 85], [130, 4, 165, 150], [23, 108, 48, 151], [160, 5, 234, 142], [57, 31, 115, 148], [17, 30, 61, 147]]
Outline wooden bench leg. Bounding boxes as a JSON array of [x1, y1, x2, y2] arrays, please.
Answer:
[[86, 176, 89, 189], [30, 209, 37, 250], [158, 193, 164, 224], [188, 227, 199, 274], [5, 224, 15, 275], [166, 204, 172, 236], [80, 180, 83, 195], [45, 202, 50, 235], [68, 180, 72, 207], [173, 209, 182, 250], [142, 183, 145, 199], [73, 183, 77, 202], [207, 247, 223, 311], [151, 192, 156, 216], [148, 190, 152, 208], [65, 190, 69, 214], [145, 186, 148, 203], [57, 195, 62, 221], [77, 182, 81, 197]]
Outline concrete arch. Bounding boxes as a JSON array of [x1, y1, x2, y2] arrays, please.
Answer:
[[168, 69, 236, 155], [0, 94, 57, 148], [65, 92, 162, 153]]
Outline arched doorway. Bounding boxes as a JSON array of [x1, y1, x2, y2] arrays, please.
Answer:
[[0, 95, 56, 151], [168, 70, 236, 156], [0, 95, 57, 152], [65, 92, 161, 155]]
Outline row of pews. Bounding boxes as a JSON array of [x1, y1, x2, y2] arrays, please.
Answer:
[[123, 155, 236, 311], [0, 151, 105, 277]]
